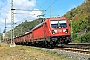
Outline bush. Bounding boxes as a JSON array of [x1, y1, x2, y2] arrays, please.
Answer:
[[72, 36, 81, 43], [72, 33, 79, 42], [72, 33, 78, 39], [80, 31, 90, 43], [72, 31, 90, 43]]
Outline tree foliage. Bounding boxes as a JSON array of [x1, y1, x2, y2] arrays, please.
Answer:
[[81, 31, 90, 43], [64, 0, 90, 43]]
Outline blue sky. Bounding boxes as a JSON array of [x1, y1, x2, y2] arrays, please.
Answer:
[[0, 0, 84, 33], [36, 0, 85, 17]]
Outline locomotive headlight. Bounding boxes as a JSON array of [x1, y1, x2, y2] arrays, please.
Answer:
[[63, 29, 68, 33], [63, 29, 66, 32], [52, 30, 57, 34], [54, 30, 57, 33], [65, 29, 68, 33]]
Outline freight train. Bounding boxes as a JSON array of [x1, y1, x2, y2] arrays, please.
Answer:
[[8, 17, 71, 47]]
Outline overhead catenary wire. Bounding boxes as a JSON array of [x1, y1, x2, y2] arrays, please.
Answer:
[[45, 0, 58, 18], [36, 2, 43, 9], [46, 0, 58, 10], [35, 0, 58, 18], [36, 0, 48, 9]]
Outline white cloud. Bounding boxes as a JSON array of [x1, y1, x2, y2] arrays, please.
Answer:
[[0, 0, 42, 32], [29, 9, 42, 18], [0, 0, 42, 23], [13, 0, 36, 9]]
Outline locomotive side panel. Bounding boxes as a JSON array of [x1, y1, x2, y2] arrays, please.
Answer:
[[33, 25, 44, 40], [44, 19, 51, 37]]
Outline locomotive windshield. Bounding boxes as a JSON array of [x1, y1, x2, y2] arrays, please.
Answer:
[[50, 20, 67, 28]]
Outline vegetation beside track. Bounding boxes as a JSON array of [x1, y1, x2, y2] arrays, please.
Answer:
[[64, 0, 90, 43], [0, 43, 73, 60]]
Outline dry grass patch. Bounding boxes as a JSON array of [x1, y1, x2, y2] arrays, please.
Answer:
[[0, 43, 73, 60]]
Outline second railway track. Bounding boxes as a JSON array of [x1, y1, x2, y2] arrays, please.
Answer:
[[51, 43, 90, 60], [57, 43, 90, 55], [55, 47, 90, 55]]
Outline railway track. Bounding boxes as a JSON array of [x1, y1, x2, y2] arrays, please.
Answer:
[[57, 43, 90, 55], [56, 48, 90, 55], [52, 43, 90, 60]]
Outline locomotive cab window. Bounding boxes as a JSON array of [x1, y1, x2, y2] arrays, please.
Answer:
[[50, 20, 67, 28]]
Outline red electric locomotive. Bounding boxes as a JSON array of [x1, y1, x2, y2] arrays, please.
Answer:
[[31, 17, 71, 46]]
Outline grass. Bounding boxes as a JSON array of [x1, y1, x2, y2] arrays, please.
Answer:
[[0, 43, 73, 60]]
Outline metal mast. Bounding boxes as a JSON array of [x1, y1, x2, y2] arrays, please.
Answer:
[[5, 18, 6, 42], [11, 0, 14, 44], [0, 28, 1, 43], [50, 4, 52, 18], [5, 18, 6, 32]]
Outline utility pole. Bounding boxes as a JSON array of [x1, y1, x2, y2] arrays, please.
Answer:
[[2, 18, 6, 42], [70, 20, 72, 39], [11, 0, 14, 44], [5, 18, 6, 31], [0, 28, 1, 43], [50, 4, 52, 18], [5, 18, 6, 42]]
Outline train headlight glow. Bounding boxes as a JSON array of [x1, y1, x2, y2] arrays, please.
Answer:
[[63, 29, 66, 32]]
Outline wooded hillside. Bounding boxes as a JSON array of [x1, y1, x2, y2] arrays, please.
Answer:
[[64, 0, 90, 43]]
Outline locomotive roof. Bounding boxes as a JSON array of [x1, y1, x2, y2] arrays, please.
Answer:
[[31, 22, 45, 31], [47, 17, 67, 20]]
